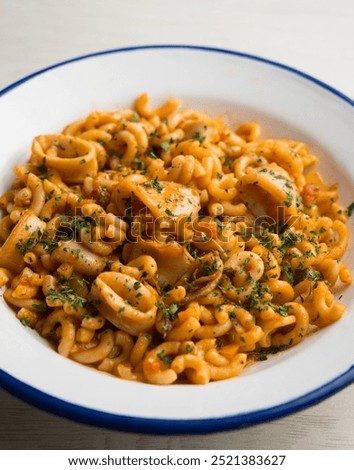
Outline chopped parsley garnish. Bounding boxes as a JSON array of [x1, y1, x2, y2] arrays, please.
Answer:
[[149, 131, 160, 139], [277, 231, 297, 257], [32, 303, 48, 313], [185, 344, 194, 353], [282, 265, 294, 285], [39, 232, 59, 253], [283, 192, 293, 207], [145, 177, 164, 193], [70, 248, 82, 259], [255, 345, 290, 361], [156, 303, 179, 322], [133, 157, 145, 171], [105, 259, 113, 270], [192, 132, 206, 144], [259, 233, 275, 250], [239, 257, 250, 274], [157, 350, 173, 365], [347, 201, 354, 217], [165, 208, 175, 217], [222, 155, 232, 169], [129, 111, 139, 122], [215, 218, 227, 230], [306, 270, 324, 282], [160, 141, 170, 152], [161, 283, 174, 298], [37, 157, 47, 174], [248, 282, 271, 311], [201, 258, 220, 276], [148, 149, 159, 159], [47, 287, 87, 310], [277, 305, 290, 317], [184, 241, 199, 259], [16, 236, 37, 255]]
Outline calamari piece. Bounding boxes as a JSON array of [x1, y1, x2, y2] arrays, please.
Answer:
[[123, 238, 195, 286], [0, 210, 45, 273], [30, 134, 99, 183], [51, 240, 106, 276], [113, 174, 200, 219], [90, 272, 158, 336], [237, 164, 299, 219]]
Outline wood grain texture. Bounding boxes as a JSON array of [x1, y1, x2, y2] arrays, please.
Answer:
[[0, 0, 353, 450], [1, 385, 354, 450]]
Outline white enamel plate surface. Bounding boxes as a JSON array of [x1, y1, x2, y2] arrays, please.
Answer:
[[0, 45, 353, 433]]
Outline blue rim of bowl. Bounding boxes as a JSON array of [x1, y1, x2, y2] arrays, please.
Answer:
[[0, 44, 353, 434]]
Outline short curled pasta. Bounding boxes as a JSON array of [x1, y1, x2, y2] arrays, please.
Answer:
[[0, 94, 351, 385]]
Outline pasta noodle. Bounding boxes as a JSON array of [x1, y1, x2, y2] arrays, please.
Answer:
[[0, 94, 352, 385]]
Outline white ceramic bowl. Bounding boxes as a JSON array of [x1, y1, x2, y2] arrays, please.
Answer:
[[0, 45, 353, 434]]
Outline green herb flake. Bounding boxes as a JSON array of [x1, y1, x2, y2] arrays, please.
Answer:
[[47, 287, 87, 310], [347, 201, 354, 217], [282, 265, 294, 285], [278, 231, 297, 257], [260, 345, 289, 355], [283, 192, 293, 207], [81, 313, 92, 320], [156, 302, 179, 322], [277, 305, 290, 317], [129, 112, 139, 122], [306, 270, 324, 282], [222, 155, 232, 169], [165, 208, 175, 217], [133, 157, 145, 171], [16, 236, 37, 255], [157, 350, 173, 365], [37, 157, 47, 174], [185, 344, 194, 353], [202, 258, 220, 276], [32, 303, 48, 313], [239, 257, 250, 274], [192, 132, 206, 144], [145, 176, 164, 193], [160, 141, 170, 152]]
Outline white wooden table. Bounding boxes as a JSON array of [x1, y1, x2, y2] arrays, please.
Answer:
[[0, 0, 353, 450]]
